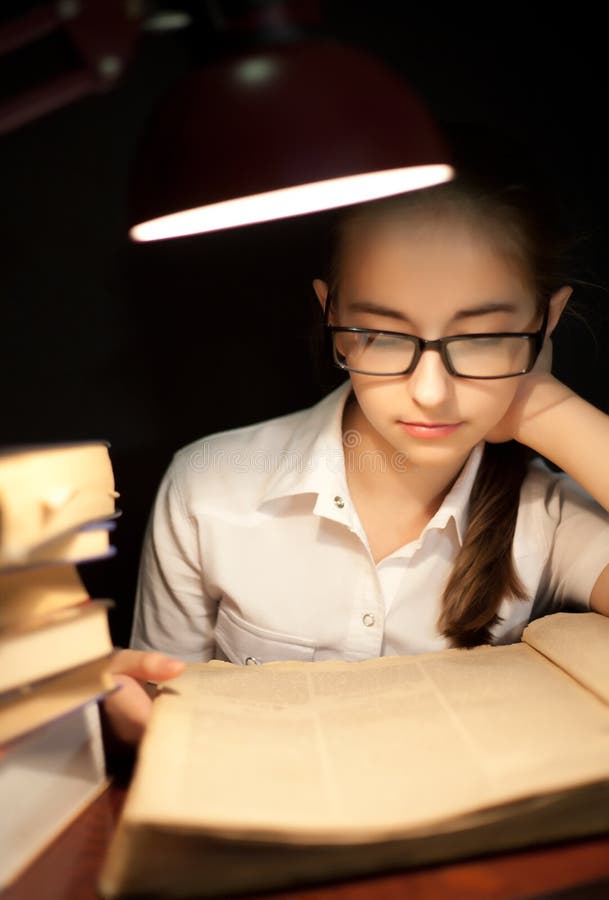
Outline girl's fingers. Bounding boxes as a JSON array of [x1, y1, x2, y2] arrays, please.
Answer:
[[103, 650, 185, 746], [108, 648, 186, 683], [103, 674, 154, 746], [102, 651, 186, 746]]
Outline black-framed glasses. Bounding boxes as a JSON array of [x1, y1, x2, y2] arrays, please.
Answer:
[[324, 303, 549, 380]]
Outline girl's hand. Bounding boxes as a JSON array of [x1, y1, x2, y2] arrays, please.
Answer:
[[484, 336, 565, 444], [102, 649, 186, 747]]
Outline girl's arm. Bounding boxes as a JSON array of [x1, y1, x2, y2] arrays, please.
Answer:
[[485, 290, 607, 507], [130, 463, 218, 662], [589, 566, 609, 616], [489, 368, 609, 617], [510, 373, 609, 513]]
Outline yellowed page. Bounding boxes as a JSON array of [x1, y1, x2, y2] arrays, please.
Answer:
[[122, 633, 609, 844], [0, 602, 114, 693], [523, 612, 609, 704], [0, 564, 88, 628], [24, 526, 112, 567], [0, 654, 115, 745]]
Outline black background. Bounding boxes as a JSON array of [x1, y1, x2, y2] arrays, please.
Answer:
[[1, 3, 608, 646]]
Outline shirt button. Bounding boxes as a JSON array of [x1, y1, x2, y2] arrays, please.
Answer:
[[334, 496, 345, 508], [362, 613, 375, 627], [244, 656, 261, 665]]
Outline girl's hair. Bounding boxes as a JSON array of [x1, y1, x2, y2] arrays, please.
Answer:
[[321, 122, 578, 649]]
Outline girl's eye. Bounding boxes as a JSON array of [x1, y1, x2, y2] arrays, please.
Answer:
[[470, 336, 502, 347], [369, 334, 400, 349]]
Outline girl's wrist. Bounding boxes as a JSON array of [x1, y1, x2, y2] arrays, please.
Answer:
[[514, 380, 609, 512], [511, 373, 576, 450]]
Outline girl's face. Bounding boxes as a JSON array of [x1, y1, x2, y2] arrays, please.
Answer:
[[321, 213, 545, 471]]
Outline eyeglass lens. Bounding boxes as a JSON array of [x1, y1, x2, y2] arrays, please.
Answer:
[[333, 331, 535, 377]]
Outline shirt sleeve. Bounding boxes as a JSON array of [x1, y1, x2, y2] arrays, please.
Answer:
[[129, 460, 218, 662], [536, 468, 609, 613]]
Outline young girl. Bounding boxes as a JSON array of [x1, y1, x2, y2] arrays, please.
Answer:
[[104, 127, 609, 747]]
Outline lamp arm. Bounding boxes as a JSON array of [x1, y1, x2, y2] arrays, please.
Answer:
[[0, 0, 144, 136]]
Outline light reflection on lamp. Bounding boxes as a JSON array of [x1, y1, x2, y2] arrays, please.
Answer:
[[130, 164, 452, 241]]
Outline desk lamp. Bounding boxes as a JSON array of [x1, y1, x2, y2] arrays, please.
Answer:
[[0, 0, 454, 241]]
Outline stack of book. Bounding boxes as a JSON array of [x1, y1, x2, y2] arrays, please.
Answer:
[[0, 441, 120, 890]]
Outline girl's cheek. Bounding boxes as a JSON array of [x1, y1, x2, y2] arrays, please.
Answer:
[[485, 385, 521, 421], [459, 384, 518, 430]]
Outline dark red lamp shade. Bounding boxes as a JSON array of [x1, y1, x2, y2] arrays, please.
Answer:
[[128, 38, 453, 242]]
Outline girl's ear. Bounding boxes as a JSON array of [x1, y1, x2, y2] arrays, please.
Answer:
[[546, 285, 572, 337], [312, 278, 329, 316]]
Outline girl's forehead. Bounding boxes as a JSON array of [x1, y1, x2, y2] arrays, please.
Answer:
[[342, 214, 507, 267], [338, 214, 534, 302]]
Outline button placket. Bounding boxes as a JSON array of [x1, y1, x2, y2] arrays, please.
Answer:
[[341, 551, 384, 658]]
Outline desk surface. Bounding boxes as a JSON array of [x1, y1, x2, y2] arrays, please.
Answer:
[[5, 779, 609, 900]]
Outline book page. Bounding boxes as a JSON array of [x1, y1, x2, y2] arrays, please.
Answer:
[[124, 635, 609, 843], [0, 654, 115, 745], [0, 602, 114, 693], [0, 564, 87, 628], [523, 612, 609, 704]]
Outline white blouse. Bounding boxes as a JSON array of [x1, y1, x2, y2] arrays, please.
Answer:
[[130, 380, 609, 664]]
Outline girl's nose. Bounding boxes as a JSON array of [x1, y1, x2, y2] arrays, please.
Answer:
[[406, 347, 453, 407]]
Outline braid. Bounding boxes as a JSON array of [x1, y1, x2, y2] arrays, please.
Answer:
[[437, 441, 532, 648]]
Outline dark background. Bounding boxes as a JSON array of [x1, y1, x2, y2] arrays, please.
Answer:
[[1, 3, 608, 646]]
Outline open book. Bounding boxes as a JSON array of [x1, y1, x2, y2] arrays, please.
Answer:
[[99, 612, 609, 898]]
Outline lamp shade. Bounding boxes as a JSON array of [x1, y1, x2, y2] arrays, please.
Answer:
[[129, 38, 453, 241]]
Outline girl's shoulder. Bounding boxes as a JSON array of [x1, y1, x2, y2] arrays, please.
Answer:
[[515, 457, 609, 619], [161, 382, 351, 511], [520, 455, 609, 528], [172, 383, 346, 467]]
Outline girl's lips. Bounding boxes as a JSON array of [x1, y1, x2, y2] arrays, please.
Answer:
[[397, 421, 462, 438]]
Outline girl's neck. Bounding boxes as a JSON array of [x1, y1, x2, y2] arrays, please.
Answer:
[[341, 394, 472, 517]]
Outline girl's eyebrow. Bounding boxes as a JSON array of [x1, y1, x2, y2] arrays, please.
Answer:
[[453, 301, 520, 320], [345, 300, 520, 322]]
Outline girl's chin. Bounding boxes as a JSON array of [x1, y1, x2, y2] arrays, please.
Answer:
[[390, 428, 481, 468]]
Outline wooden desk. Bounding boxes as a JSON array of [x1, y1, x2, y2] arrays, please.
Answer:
[[4, 779, 609, 900]]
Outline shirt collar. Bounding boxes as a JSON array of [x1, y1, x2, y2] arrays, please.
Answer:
[[421, 440, 484, 546], [258, 379, 353, 508], [258, 380, 485, 546], [374, 442, 484, 562]]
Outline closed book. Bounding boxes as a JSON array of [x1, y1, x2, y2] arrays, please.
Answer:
[[0, 700, 109, 890], [0, 441, 118, 567], [0, 563, 88, 628], [9, 518, 118, 569], [0, 654, 116, 746], [0, 600, 114, 693]]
